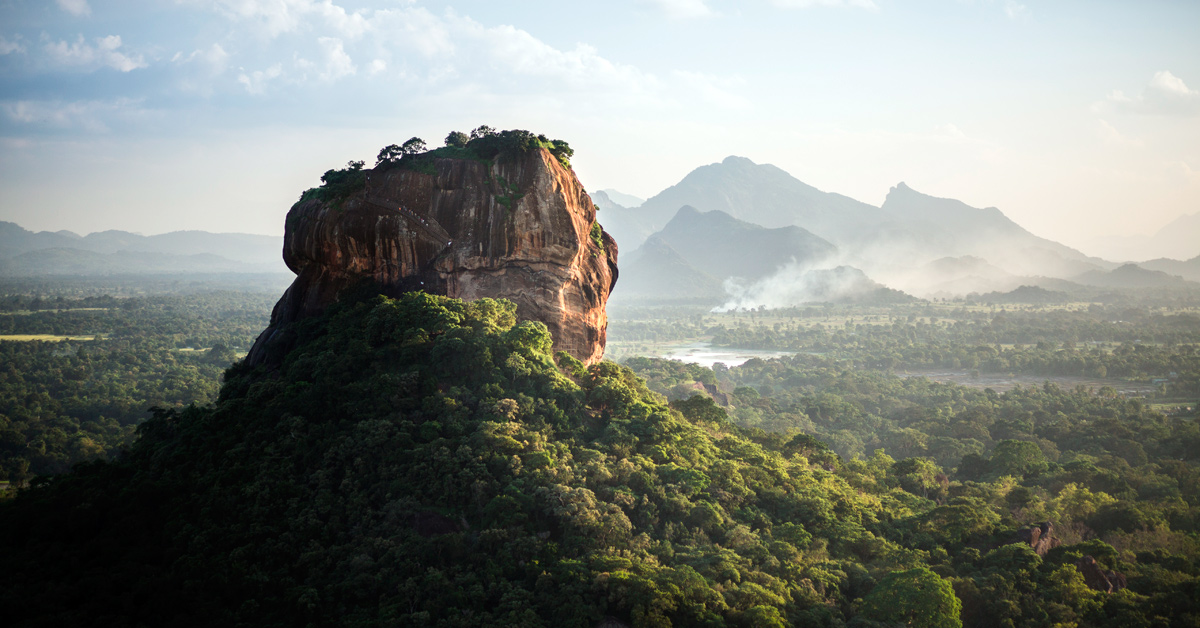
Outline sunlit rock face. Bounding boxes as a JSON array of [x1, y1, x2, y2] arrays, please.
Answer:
[[248, 147, 618, 366]]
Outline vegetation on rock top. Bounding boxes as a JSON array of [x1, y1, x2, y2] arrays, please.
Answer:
[[294, 126, 576, 210]]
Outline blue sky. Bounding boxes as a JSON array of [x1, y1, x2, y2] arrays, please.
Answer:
[[0, 0, 1197, 257]]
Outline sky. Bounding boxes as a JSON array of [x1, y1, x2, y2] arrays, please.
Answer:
[[0, 0, 1197, 258]]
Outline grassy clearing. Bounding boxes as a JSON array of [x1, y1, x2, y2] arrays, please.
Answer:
[[0, 308, 113, 316], [0, 334, 104, 342]]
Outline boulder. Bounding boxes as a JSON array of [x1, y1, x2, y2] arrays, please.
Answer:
[[248, 147, 618, 366], [1076, 555, 1126, 593], [1017, 521, 1062, 556]]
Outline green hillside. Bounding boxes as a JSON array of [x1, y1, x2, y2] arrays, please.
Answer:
[[1, 292, 1196, 627]]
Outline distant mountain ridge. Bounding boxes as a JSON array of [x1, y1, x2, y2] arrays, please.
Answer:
[[613, 206, 836, 303], [1139, 255, 1200, 283], [599, 156, 882, 250], [596, 188, 644, 208], [647, 206, 836, 281], [1072, 263, 1198, 289], [596, 156, 1140, 301], [616, 236, 725, 301], [877, 183, 1103, 273], [1084, 212, 1200, 262], [0, 221, 286, 275]]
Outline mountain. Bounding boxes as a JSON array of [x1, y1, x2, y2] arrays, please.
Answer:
[[871, 183, 1109, 280], [612, 236, 725, 301], [604, 155, 883, 250], [595, 157, 1114, 300], [612, 206, 837, 305], [900, 256, 1018, 298], [1139, 255, 1200, 282], [970, 285, 1071, 304], [596, 188, 644, 208], [1072, 263, 1199, 289], [248, 142, 617, 367], [0, 248, 277, 277], [0, 220, 287, 274], [614, 205, 912, 309], [647, 206, 836, 282], [1084, 212, 1200, 262], [590, 190, 627, 213], [1140, 212, 1200, 260]]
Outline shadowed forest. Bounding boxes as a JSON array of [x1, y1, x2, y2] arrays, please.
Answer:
[[1, 275, 1197, 627]]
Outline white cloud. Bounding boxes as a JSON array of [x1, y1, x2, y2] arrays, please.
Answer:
[[197, 0, 370, 38], [0, 35, 26, 55], [87, 2, 741, 111], [770, 0, 878, 10], [1109, 71, 1200, 116], [1, 98, 143, 132], [936, 121, 964, 138], [56, 0, 91, 17], [237, 63, 283, 94], [172, 44, 231, 95], [362, 6, 454, 57], [310, 0, 371, 38], [945, 0, 1030, 19], [1150, 70, 1196, 96], [438, 15, 662, 98], [645, 0, 715, 19], [316, 36, 355, 80], [201, 0, 305, 37], [42, 34, 147, 72], [174, 43, 230, 73], [1003, 0, 1030, 20], [1096, 119, 1142, 147]]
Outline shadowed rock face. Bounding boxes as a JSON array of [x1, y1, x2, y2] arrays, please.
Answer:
[[248, 147, 618, 366], [1076, 555, 1126, 593], [1017, 521, 1062, 556]]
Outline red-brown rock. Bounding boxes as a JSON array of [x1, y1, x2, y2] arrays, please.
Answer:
[[248, 147, 618, 366], [1017, 521, 1062, 556]]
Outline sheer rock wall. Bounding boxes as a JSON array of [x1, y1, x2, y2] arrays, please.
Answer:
[[248, 148, 618, 366]]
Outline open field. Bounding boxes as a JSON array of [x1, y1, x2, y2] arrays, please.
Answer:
[[897, 368, 1160, 395], [0, 308, 113, 316], [0, 334, 104, 342]]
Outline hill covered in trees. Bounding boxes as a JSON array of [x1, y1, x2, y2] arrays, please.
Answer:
[[2, 292, 1196, 627]]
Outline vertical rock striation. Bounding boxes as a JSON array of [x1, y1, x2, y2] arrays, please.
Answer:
[[248, 147, 618, 366]]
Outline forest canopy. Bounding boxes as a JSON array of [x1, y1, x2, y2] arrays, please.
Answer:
[[2, 291, 1197, 627]]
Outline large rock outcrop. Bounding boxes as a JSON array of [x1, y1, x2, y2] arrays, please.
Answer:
[[248, 147, 618, 366], [1016, 521, 1062, 556]]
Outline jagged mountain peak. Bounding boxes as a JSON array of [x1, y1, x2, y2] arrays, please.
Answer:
[[883, 182, 1004, 220]]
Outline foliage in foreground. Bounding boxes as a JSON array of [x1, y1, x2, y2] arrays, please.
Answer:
[[1, 293, 1197, 627]]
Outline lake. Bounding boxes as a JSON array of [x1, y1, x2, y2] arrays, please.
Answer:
[[656, 342, 794, 368]]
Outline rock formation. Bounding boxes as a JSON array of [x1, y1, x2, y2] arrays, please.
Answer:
[[248, 146, 618, 366], [1076, 555, 1126, 593], [1017, 521, 1062, 556]]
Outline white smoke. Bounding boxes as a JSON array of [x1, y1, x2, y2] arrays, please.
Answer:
[[713, 261, 885, 311]]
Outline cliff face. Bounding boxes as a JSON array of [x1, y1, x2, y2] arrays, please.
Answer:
[[248, 147, 618, 366]]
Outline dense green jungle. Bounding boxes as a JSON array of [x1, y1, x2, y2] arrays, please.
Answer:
[[1, 277, 1199, 627]]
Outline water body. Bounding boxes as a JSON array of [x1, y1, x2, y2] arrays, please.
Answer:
[[658, 342, 793, 368]]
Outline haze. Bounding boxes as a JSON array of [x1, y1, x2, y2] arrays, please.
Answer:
[[1, 0, 1197, 260]]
